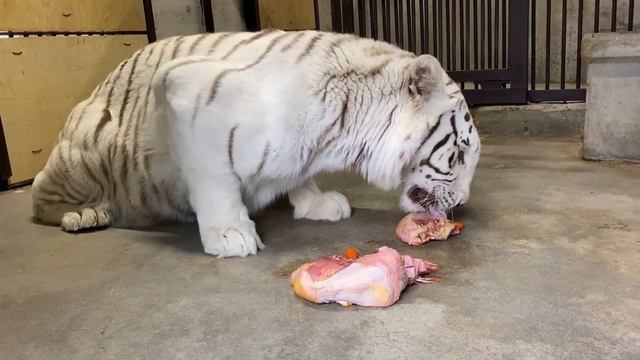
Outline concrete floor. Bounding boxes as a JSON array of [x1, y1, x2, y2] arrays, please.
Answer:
[[1, 138, 639, 360]]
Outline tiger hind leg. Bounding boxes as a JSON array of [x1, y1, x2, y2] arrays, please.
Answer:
[[32, 171, 112, 232]]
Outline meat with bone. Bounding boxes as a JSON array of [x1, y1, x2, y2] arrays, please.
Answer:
[[290, 246, 438, 307]]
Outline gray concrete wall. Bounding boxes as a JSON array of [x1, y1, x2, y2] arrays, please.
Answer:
[[151, 0, 245, 39]]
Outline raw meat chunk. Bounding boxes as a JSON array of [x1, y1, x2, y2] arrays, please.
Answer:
[[290, 246, 437, 307], [396, 213, 463, 246]]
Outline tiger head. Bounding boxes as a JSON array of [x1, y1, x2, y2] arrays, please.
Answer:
[[398, 55, 481, 216]]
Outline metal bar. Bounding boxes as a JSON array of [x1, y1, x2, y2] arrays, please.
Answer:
[[494, 0, 499, 68], [576, 0, 584, 89], [433, 0, 439, 58], [545, 0, 551, 90], [612, 0, 618, 32], [331, 0, 343, 32], [383, 0, 391, 41], [358, 0, 366, 35], [594, 0, 600, 33], [508, 0, 529, 103], [531, 0, 536, 90], [452, 0, 458, 69], [460, 0, 465, 70], [527, 89, 587, 102], [420, 0, 426, 53], [370, 0, 379, 39], [342, 0, 355, 33], [480, 0, 485, 69], [445, 0, 451, 69], [314, 0, 321, 30], [473, 0, 478, 69], [143, 0, 157, 42], [465, 0, 471, 69], [487, 0, 492, 68], [629, 0, 636, 32], [201, 0, 215, 33], [394, 0, 401, 46], [0, 116, 12, 188], [409, 0, 416, 52], [560, 0, 567, 89], [502, 0, 507, 68]]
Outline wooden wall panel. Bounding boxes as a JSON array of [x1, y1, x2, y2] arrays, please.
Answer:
[[258, 0, 316, 30], [0, 0, 146, 32], [0, 35, 148, 183]]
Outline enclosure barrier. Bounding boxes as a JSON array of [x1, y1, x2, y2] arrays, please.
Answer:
[[328, 0, 639, 105]]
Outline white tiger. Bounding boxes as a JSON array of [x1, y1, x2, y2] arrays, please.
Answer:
[[32, 30, 481, 258]]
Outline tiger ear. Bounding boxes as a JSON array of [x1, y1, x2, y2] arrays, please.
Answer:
[[410, 55, 445, 100]]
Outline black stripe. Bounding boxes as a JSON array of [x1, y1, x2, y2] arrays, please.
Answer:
[[450, 114, 458, 145], [118, 50, 143, 127], [419, 114, 443, 149], [93, 109, 112, 144], [105, 60, 129, 108], [295, 33, 322, 64], [171, 36, 185, 59], [188, 34, 208, 55], [207, 32, 289, 105], [206, 32, 232, 56], [281, 32, 306, 52], [228, 126, 241, 182], [221, 29, 277, 60]]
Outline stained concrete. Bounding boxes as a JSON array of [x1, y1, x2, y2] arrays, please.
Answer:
[[472, 104, 585, 139], [582, 32, 640, 162], [1, 138, 639, 360]]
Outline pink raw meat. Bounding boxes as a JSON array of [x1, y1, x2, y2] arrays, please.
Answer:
[[290, 246, 438, 307], [396, 213, 464, 246]]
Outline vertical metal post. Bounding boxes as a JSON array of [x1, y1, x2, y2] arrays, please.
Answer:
[[370, 0, 379, 39], [201, 0, 215, 33], [420, 0, 427, 53], [531, 0, 536, 90], [383, 0, 391, 41], [560, 0, 567, 89], [143, 0, 157, 42], [331, 0, 344, 32], [460, 0, 465, 69], [629, 0, 635, 32], [594, 0, 600, 33], [487, 0, 492, 68], [314, 0, 321, 30], [611, 0, 618, 32], [508, 0, 529, 103], [358, 0, 366, 35], [0, 116, 11, 190], [545, 0, 551, 90], [342, 0, 355, 33], [445, 0, 451, 69], [494, 0, 499, 68], [433, 0, 439, 58], [408, 0, 416, 53], [576, 0, 584, 89]]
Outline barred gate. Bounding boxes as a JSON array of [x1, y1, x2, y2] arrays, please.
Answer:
[[330, 0, 529, 105], [326, 0, 639, 105]]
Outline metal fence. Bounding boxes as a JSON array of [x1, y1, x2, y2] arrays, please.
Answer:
[[328, 0, 639, 105]]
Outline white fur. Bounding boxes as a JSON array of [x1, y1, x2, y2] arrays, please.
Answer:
[[32, 31, 480, 257]]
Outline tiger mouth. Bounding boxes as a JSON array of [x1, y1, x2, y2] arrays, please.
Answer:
[[407, 186, 447, 218], [408, 186, 436, 207]]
